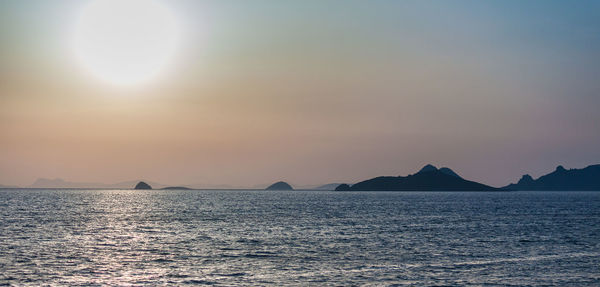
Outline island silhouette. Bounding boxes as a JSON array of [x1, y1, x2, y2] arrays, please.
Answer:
[[265, 181, 294, 190], [505, 164, 600, 191], [3, 163, 599, 192], [134, 181, 152, 190], [336, 164, 501, 191]]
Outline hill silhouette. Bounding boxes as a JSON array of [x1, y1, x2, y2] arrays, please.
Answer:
[[265, 181, 293, 190], [505, 164, 600, 191], [134, 181, 152, 190], [336, 165, 500, 191]]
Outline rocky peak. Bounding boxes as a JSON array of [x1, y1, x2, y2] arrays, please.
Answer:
[[134, 181, 152, 190], [417, 164, 438, 174], [517, 174, 534, 185]]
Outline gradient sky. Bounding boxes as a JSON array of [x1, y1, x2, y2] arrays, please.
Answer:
[[1, 0, 599, 188]]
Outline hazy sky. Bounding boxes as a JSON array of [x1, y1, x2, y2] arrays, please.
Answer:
[[1, 0, 599, 187]]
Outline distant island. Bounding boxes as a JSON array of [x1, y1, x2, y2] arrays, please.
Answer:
[[265, 181, 294, 190], [0, 184, 18, 188], [4, 163, 599, 191], [134, 181, 152, 190], [505, 164, 600, 191], [336, 164, 501, 191]]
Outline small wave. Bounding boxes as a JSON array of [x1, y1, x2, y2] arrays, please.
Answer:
[[236, 238, 262, 244], [152, 258, 174, 263], [518, 239, 535, 242], [244, 254, 271, 258], [184, 279, 217, 285], [166, 273, 189, 278], [364, 252, 600, 272], [213, 272, 246, 277], [244, 252, 278, 258], [432, 252, 600, 268], [219, 247, 240, 251]]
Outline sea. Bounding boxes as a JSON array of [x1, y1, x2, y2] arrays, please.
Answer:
[[0, 189, 598, 286]]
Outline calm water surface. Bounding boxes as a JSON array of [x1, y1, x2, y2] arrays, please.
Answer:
[[0, 189, 599, 286]]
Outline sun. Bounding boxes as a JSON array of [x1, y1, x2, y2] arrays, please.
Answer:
[[72, 0, 181, 86]]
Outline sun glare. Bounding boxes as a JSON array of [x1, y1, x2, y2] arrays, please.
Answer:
[[72, 0, 181, 86]]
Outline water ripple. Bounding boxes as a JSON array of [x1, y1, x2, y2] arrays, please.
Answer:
[[0, 189, 599, 286]]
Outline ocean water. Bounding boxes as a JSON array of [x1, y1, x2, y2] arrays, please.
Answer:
[[0, 189, 599, 286]]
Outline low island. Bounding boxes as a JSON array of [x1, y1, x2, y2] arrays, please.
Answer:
[[134, 181, 152, 190], [265, 181, 294, 190], [336, 164, 501, 191]]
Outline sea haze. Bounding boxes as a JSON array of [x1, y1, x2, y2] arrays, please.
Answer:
[[0, 189, 599, 285]]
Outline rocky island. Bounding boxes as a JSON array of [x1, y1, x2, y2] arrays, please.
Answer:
[[134, 181, 152, 190], [265, 181, 294, 190], [336, 164, 501, 191], [505, 164, 600, 191]]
